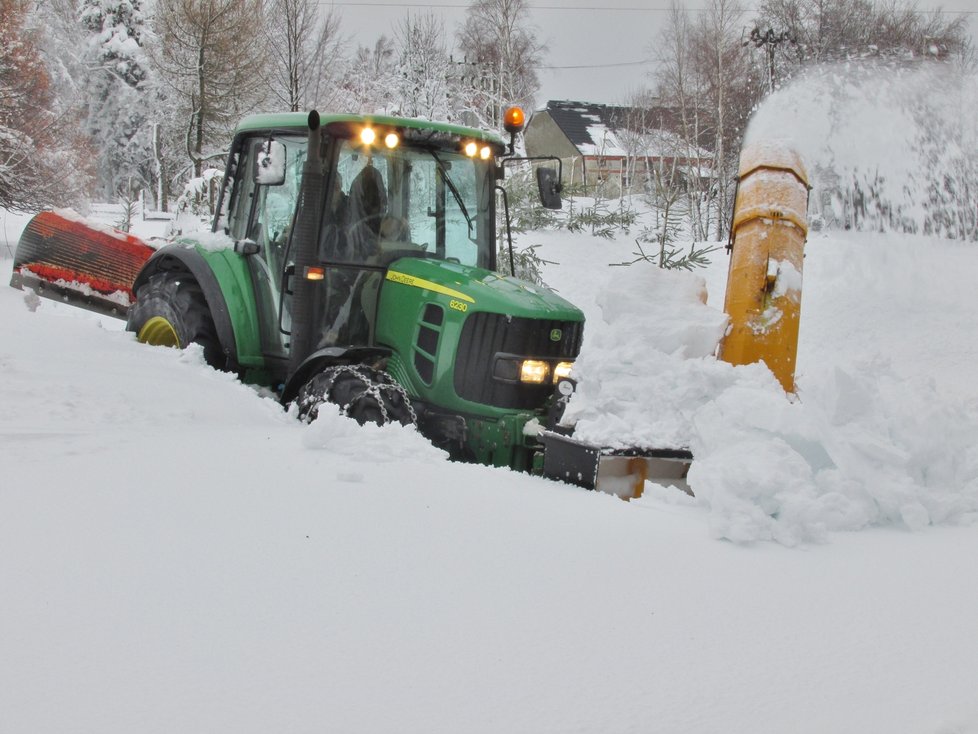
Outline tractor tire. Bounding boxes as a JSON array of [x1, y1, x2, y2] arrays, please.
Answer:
[[296, 365, 416, 427], [127, 272, 225, 369]]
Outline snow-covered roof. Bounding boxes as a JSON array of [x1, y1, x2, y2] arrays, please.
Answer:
[[540, 100, 710, 159], [543, 101, 629, 156]]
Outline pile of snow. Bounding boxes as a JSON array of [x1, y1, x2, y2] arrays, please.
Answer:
[[543, 230, 978, 545], [560, 263, 734, 450]]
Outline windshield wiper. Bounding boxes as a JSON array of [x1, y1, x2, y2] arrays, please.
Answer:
[[428, 149, 474, 237]]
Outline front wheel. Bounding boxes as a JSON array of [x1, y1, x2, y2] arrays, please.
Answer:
[[296, 365, 416, 427], [127, 272, 225, 368]]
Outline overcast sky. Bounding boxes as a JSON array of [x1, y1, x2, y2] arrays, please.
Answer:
[[330, 0, 978, 108]]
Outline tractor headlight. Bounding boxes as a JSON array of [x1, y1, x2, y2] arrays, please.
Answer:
[[360, 127, 376, 145], [553, 361, 573, 381], [520, 360, 550, 384], [492, 357, 566, 385]]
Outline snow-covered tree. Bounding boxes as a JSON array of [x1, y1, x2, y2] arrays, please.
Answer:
[[342, 36, 397, 114], [391, 12, 453, 121], [655, 1, 712, 238], [149, 0, 266, 179], [691, 0, 760, 237], [31, 0, 87, 103], [260, 0, 345, 112], [754, 0, 970, 69], [456, 0, 545, 127], [0, 0, 63, 209], [80, 0, 147, 87], [652, 0, 761, 239], [78, 0, 155, 199]]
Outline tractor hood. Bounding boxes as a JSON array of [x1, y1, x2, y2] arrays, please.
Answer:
[[384, 257, 584, 322]]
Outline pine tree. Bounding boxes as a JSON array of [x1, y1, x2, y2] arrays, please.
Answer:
[[79, 0, 154, 199]]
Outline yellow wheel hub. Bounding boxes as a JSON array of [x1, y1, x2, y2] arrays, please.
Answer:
[[138, 316, 181, 348]]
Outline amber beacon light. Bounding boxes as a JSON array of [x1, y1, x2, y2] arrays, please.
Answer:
[[503, 106, 526, 134]]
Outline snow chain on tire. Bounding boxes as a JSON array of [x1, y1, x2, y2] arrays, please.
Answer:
[[297, 364, 417, 427]]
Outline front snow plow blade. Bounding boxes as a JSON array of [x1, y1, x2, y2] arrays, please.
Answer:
[[540, 431, 692, 500], [9, 210, 156, 318]]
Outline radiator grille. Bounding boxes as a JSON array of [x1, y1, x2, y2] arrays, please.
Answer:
[[454, 313, 584, 409]]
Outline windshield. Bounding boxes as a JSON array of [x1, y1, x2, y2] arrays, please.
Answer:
[[320, 137, 495, 270]]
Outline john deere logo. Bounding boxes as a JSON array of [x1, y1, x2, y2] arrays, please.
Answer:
[[550, 329, 562, 342]]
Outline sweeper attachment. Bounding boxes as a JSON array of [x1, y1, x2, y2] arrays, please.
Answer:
[[10, 210, 155, 318]]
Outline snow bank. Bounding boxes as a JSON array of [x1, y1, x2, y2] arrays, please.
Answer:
[[691, 359, 978, 545], [560, 243, 978, 545], [299, 401, 447, 470]]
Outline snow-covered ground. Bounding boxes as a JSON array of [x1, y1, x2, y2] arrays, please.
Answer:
[[3, 196, 978, 732]]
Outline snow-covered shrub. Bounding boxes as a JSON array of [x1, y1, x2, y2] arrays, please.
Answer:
[[172, 168, 224, 232]]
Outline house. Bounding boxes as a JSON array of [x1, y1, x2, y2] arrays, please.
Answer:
[[523, 100, 712, 196]]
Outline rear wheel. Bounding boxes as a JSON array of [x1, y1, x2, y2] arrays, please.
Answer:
[[296, 365, 416, 427], [127, 272, 224, 368]]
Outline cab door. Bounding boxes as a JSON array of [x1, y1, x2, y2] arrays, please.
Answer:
[[225, 134, 308, 365]]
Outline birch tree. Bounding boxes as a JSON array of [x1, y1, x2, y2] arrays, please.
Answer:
[[261, 0, 344, 112], [456, 0, 545, 127], [691, 0, 759, 237], [393, 12, 453, 120], [653, 0, 760, 239], [654, 1, 716, 239]]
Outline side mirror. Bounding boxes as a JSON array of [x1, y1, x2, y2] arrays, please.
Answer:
[[536, 166, 562, 210], [255, 140, 287, 186]]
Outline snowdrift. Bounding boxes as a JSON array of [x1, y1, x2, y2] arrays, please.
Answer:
[[538, 226, 978, 545]]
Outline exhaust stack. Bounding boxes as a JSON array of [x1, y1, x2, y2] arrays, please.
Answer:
[[288, 110, 324, 376]]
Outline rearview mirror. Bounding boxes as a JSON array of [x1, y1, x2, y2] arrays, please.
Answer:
[[536, 166, 562, 210], [255, 140, 287, 186]]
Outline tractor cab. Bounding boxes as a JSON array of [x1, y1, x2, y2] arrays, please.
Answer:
[[219, 113, 506, 383]]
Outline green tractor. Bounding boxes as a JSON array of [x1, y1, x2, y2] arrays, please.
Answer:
[[12, 109, 691, 491], [126, 110, 582, 471]]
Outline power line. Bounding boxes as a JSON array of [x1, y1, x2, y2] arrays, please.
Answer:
[[315, 2, 689, 7], [312, 2, 716, 9], [541, 58, 653, 69], [316, 0, 706, 8], [317, 1, 975, 12]]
